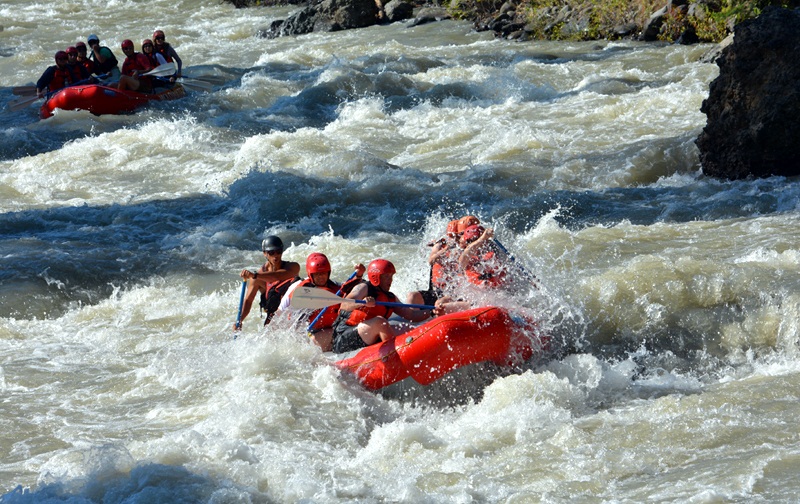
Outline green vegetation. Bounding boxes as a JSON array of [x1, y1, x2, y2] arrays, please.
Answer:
[[447, 0, 800, 42]]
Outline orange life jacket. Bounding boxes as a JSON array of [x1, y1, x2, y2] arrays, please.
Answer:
[[340, 284, 396, 326], [49, 67, 73, 91], [463, 250, 509, 288]]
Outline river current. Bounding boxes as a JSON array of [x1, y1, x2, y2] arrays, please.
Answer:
[[1, 0, 799, 502]]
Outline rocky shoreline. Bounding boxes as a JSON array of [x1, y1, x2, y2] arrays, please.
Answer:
[[227, 0, 794, 44]]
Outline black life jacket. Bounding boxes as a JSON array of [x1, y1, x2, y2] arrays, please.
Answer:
[[260, 276, 301, 326]]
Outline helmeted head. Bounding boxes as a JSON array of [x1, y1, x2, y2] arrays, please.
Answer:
[[445, 219, 459, 238], [153, 30, 166, 42], [261, 235, 284, 253], [65, 46, 78, 56], [367, 259, 395, 287], [461, 225, 485, 244], [142, 39, 154, 50], [87, 34, 100, 46], [76, 41, 87, 51], [54, 51, 68, 64], [306, 253, 331, 276], [456, 215, 480, 234], [121, 39, 134, 51]]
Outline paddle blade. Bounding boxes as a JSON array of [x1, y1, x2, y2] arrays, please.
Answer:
[[13, 85, 37, 96], [143, 62, 177, 77], [178, 78, 213, 93], [291, 286, 344, 310], [7, 95, 40, 112]]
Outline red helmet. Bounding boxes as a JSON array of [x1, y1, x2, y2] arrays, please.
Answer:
[[367, 259, 395, 286], [121, 39, 134, 50], [153, 30, 165, 40], [461, 225, 485, 244], [75, 41, 87, 50], [65, 46, 78, 55], [306, 253, 331, 275], [54, 51, 68, 62], [456, 215, 480, 233], [142, 39, 154, 48]]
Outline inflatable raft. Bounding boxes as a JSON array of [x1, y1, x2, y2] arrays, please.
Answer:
[[40, 83, 186, 119], [334, 306, 546, 390]]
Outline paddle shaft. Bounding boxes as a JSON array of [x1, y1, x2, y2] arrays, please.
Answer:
[[234, 280, 247, 333]]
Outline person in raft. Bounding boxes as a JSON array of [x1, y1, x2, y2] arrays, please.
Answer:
[[457, 224, 512, 289], [331, 259, 431, 354], [116, 39, 153, 92], [406, 214, 482, 310], [235, 235, 301, 330], [277, 253, 365, 352], [74, 42, 97, 76], [152, 30, 182, 82], [86, 34, 120, 81], [36, 51, 73, 97], [64, 46, 92, 83]]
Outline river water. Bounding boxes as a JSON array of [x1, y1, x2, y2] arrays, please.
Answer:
[[2, 0, 800, 502]]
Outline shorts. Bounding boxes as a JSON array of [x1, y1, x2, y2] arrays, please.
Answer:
[[418, 288, 442, 307], [332, 320, 366, 354]]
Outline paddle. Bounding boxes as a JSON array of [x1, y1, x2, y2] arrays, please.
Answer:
[[306, 271, 358, 333], [186, 74, 225, 85], [142, 62, 178, 78], [233, 280, 247, 335], [12, 85, 37, 96], [292, 286, 434, 311], [176, 77, 213, 92], [7, 94, 41, 112]]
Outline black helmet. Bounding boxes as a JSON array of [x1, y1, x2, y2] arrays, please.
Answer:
[[261, 235, 284, 252]]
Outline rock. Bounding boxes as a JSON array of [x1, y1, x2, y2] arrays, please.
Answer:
[[383, 0, 414, 22], [408, 7, 450, 27], [696, 6, 800, 179], [257, 0, 379, 38]]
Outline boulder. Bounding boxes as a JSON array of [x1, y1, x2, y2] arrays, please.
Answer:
[[696, 6, 800, 179], [383, 0, 414, 23], [258, 0, 379, 38]]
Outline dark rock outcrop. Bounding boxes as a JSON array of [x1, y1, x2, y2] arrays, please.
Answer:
[[258, 0, 380, 38], [696, 7, 800, 179]]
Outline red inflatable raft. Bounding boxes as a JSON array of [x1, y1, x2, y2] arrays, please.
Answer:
[[334, 306, 546, 390], [40, 83, 186, 119]]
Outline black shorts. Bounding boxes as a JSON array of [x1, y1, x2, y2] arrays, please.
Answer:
[[418, 288, 442, 307], [332, 320, 366, 354]]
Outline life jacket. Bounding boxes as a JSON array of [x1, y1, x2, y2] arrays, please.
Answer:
[[429, 248, 458, 291], [48, 66, 73, 92], [77, 57, 96, 75], [260, 275, 301, 326], [337, 284, 397, 327], [155, 43, 174, 63], [121, 53, 152, 77], [66, 63, 89, 83], [463, 250, 509, 288], [145, 52, 161, 69], [91, 46, 119, 74], [294, 278, 341, 330]]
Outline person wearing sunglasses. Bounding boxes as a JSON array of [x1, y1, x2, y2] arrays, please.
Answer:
[[152, 29, 182, 82], [235, 235, 300, 330], [86, 34, 121, 81]]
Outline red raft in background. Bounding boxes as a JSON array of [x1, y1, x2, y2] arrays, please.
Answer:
[[334, 306, 547, 391], [40, 83, 186, 119]]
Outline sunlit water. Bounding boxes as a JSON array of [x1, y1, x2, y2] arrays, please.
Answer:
[[1, 0, 800, 502]]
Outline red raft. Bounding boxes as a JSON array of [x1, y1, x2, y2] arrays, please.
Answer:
[[334, 306, 547, 390], [40, 83, 186, 119]]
